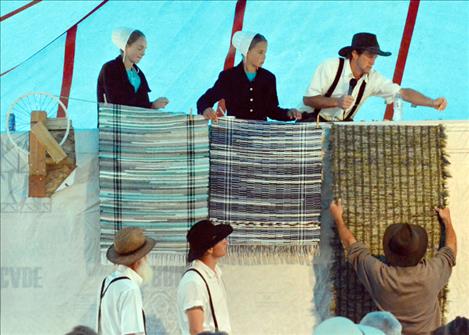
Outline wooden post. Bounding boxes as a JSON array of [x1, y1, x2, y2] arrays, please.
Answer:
[[29, 111, 47, 197], [30, 122, 67, 163], [28, 113, 75, 198]]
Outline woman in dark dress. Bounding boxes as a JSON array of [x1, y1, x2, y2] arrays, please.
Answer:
[[97, 27, 169, 109], [197, 31, 301, 122]]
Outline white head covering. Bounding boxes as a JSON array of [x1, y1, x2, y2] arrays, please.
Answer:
[[232, 30, 257, 57], [112, 27, 135, 51]]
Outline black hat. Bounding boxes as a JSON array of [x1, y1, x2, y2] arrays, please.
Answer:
[[187, 220, 233, 262], [383, 223, 428, 267], [339, 32, 391, 57]]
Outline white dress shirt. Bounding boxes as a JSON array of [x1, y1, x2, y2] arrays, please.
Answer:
[[177, 260, 231, 334], [97, 265, 145, 335], [301, 58, 400, 121]]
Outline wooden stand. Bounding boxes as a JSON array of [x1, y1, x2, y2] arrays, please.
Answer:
[[28, 111, 76, 197]]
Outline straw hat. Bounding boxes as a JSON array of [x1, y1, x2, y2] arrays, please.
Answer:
[[106, 227, 156, 265]]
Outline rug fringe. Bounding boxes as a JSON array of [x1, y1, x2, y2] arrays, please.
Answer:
[[222, 244, 319, 265], [100, 246, 319, 266]]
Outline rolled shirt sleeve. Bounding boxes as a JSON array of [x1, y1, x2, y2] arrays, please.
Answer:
[[178, 275, 207, 312], [369, 71, 401, 104]]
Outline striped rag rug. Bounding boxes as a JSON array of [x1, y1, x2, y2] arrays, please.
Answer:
[[98, 104, 209, 264], [331, 124, 449, 322], [209, 117, 323, 262]]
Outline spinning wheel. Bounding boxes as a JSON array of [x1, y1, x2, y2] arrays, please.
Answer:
[[5, 92, 71, 160]]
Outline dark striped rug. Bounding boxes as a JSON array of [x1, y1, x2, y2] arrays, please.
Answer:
[[209, 117, 323, 260]]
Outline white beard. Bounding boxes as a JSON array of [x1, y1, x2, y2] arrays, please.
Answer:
[[136, 259, 154, 285]]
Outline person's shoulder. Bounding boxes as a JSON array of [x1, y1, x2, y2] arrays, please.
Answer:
[[346, 241, 374, 261], [106, 273, 139, 293], [180, 268, 205, 283], [258, 67, 275, 80], [119, 281, 140, 296], [103, 58, 116, 66], [311, 58, 342, 79], [101, 56, 122, 70], [221, 65, 239, 79], [223, 61, 248, 77], [434, 246, 456, 264], [177, 269, 205, 293]]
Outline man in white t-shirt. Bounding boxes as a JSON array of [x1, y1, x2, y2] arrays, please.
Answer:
[[301, 32, 447, 122], [177, 220, 233, 335], [97, 228, 156, 335]]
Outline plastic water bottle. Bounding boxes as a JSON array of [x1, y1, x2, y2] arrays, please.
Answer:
[[8, 113, 15, 131], [393, 93, 403, 121]]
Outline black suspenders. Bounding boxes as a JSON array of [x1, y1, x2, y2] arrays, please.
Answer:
[[301, 58, 345, 122], [344, 80, 367, 121], [184, 268, 219, 331], [315, 57, 345, 115], [97, 276, 147, 334], [302, 57, 367, 122]]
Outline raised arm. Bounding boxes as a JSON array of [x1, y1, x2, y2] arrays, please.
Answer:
[[329, 199, 357, 248], [435, 207, 457, 257], [400, 88, 447, 111]]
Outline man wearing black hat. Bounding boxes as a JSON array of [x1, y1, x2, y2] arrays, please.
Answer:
[[97, 227, 156, 335], [330, 199, 457, 335], [177, 220, 233, 335], [301, 32, 447, 122]]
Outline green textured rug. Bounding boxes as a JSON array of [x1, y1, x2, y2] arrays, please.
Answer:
[[331, 124, 450, 322]]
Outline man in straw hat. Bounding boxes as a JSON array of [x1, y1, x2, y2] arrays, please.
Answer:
[[177, 220, 233, 335], [329, 199, 457, 335], [301, 32, 447, 122], [96, 227, 156, 335]]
